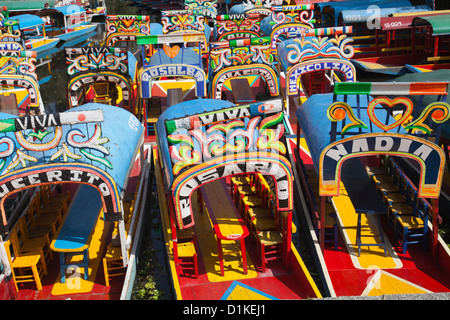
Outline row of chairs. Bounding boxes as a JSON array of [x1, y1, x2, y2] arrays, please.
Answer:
[[231, 173, 284, 273], [4, 186, 71, 292], [103, 181, 141, 286], [366, 159, 429, 254], [304, 168, 338, 249]]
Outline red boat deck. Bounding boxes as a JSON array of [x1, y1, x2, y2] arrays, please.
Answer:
[[288, 139, 450, 297]]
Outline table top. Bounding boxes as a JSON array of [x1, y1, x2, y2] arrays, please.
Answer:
[[341, 158, 388, 215], [200, 179, 249, 241], [51, 184, 103, 252]]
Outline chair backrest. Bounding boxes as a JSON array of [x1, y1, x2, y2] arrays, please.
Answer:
[[8, 225, 23, 257], [39, 185, 51, 206]]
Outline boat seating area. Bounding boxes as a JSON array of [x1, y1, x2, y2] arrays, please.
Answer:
[[103, 180, 142, 286], [146, 97, 162, 135], [4, 185, 71, 291], [299, 165, 339, 249], [231, 174, 287, 273], [365, 158, 430, 254]]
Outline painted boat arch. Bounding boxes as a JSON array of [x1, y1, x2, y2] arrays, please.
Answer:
[[210, 64, 279, 100], [67, 71, 132, 108], [137, 33, 207, 99], [0, 50, 43, 113], [155, 98, 293, 229], [208, 37, 278, 100], [65, 47, 137, 110], [214, 13, 261, 41], [0, 103, 144, 232], [105, 15, 154, 46], [296, 81, 449, 252]]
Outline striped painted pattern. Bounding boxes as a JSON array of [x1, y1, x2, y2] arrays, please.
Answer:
[[334, 82, 449, 96]]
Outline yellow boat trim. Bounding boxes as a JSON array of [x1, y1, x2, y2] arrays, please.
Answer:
[[332, 182, 403, 270]]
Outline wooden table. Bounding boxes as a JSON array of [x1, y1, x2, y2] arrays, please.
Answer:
[[341, 158, 388, 257], [230, 78, 256, 105], [50, 184, 103, 283], [200, 179, 249, 276]]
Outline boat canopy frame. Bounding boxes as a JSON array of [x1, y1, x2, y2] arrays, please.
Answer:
[[295, 81, 449, 252], [155, 98, 293, 229], [65, 46, 135, 110], [208, 36, 279, 100], [0, 50, 43, 113], [137, 33, 207, 99]]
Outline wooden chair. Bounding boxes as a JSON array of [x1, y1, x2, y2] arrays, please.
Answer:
[[28, 196, 60, 237], [231, 174, 255, 204], [170, 229, 199, 278], [40, 185, 71, 215], [387, 182, 418, 229], [23, 208, 53, 240], [34, 193, 64, 232], [254, 230, 283, 273], [3, 240, 44, 292], [10, 222, 52, 275], [324, 202, 338, 249], [395, 198, 429, 254], [103, 244, 125, 287], [103, 193, 141, 286]]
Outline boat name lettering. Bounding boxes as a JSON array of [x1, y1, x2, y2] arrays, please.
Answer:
[[325, 136, 435, 163], [0, 169, 111, 198], [142, 65, 205, 81], [272, 26, 309, 50], [214, 67, 276, 99], [140, 65, 207, 98], [288, 61, 355, 94]]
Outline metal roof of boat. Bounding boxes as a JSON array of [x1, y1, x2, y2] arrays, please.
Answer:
[[315, 0, 412, 12], [9, 14, 45, 29], [316, 0, 412, 26], [411, 13, 450, 35]]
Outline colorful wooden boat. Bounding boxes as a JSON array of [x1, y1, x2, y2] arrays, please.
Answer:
[[350, 10, 450, 75], [137, 32, 207, 136], [35, 5, 97, 44], [0, 50, 44, 115], [208, 36, 278, 104], [0, 102, 151, 300], [65, 46, 139, 113], [153, 97, 322, 299], [291, 81, 450, 297], [276, 26, 355, 116], [1, 14, 61, 58]]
